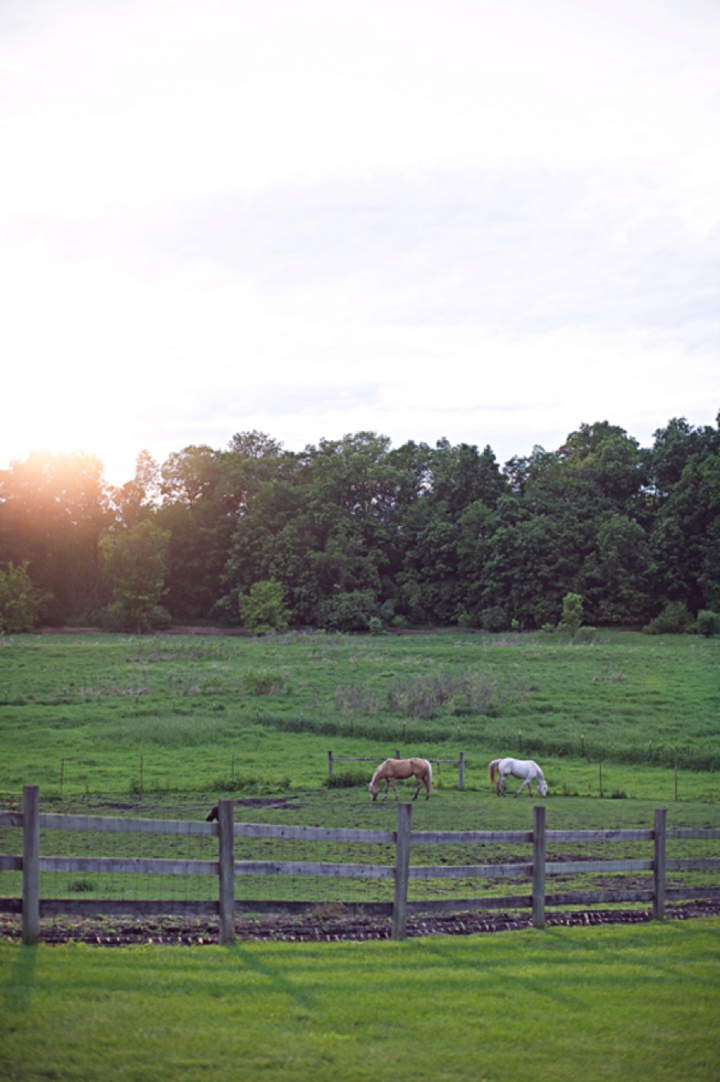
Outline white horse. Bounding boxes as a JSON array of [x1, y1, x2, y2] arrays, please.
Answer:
[[488, 758, 547, 797]]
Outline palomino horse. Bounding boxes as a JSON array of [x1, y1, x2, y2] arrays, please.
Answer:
[[488, 757, 547, 797], [369, 758, 433, 801]]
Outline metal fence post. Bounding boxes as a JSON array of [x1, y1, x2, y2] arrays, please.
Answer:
[[532, 804, 546, 929], [218, 798, 235, 944], [653, 807, 666, 921], [458, 752, 465, 790], [22, 785, 40, 946], [392, 803, 412, 939]]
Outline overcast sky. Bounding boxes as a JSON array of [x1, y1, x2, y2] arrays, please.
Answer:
[[1, 0, 718, 484]]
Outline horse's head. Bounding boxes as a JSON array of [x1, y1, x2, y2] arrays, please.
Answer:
[[538, 778, 548, 797], [206, 805, 219, 822], [368, 780, 379, 801]]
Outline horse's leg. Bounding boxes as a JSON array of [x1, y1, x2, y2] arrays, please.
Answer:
[[514, 777, 531, 796], [390, 778, 399, 800], [498, 775, 506, 797], [383, 778, 390, 800]]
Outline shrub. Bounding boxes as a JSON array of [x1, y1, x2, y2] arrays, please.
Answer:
[[696, 609, 720, 637], [242, 669, 286, 695], [240, 579, 291, 635], [481, 606, 509, 633], [643, 601, 694, 635], [558, 592, 583, 636], [314, 589, 381, 632]]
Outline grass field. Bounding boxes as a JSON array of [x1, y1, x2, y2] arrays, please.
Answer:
[[0, 629, 718, 911], [2, 921, 719, 1082], [0, 628, 719, 800]]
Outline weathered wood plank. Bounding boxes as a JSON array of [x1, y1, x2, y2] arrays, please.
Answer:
[[533, 804, 546, 928], [411, 830, 533, 845], [547, 829, 654, 843], [0, 855, 22, 871], [233, 900, 394, 917], [234, 823, 394, 844], [407, 895, 532, 914], [393, 803, 412, 939], [38, 856, 218, 876], [38, 899, 219, 917], [234, 860, 394, 879], [0, 812, 22, 827], [668, 828, 720, 840], [38, 813, 216, 837], [653, 807, 666, 920], [546, 889, 654, 906], [409, 862, 533, 880], [546, 859, 653, 874], [22, 786, 40, 945], [665, 886, 720, 900], [217, 798, 235, 945], [666, 857, 720, 871]]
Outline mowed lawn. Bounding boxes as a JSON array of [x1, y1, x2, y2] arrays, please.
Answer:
[[2, 921, 719, 1082]]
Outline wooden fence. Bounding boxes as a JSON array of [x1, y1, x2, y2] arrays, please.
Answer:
[[328, 750, 465, 788], [2, 786, 720, 945]]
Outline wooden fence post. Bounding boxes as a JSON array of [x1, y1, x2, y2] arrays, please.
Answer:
[[328, 751, 333, 778], [217, 798, 235, 944], [392, 803, 412, 940], [22, 785, 40, 946], [653, 807, 666, 921], [458, 752, 465, 790], [532, 804, 546, 929]]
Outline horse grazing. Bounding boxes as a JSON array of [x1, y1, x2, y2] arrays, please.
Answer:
[[488, 757, 547, 797], [369, 758, 433, 802]]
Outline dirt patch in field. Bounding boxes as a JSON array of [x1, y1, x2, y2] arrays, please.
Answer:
[[2, 900, 718, 946]]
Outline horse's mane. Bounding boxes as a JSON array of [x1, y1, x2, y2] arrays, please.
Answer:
[[370, 760, 388, 783]]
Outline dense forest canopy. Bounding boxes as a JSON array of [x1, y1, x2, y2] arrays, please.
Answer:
[[0, 414, 718, 633]]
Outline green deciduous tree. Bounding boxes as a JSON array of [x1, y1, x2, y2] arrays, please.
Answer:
[[99, 520, 171, 632], [0, 561, 39, 633]]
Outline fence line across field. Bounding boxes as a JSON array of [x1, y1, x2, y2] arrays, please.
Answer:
[[2, 786, 720, 945], [327, 750, 465, 788]]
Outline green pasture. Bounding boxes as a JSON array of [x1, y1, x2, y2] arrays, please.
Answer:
[[2, 921, 719, 1082], [0, 628, 718, 801]]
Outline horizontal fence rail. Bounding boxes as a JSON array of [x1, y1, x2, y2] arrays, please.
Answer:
[[328, 751, 465, 788], [1, 787, 719, 943]]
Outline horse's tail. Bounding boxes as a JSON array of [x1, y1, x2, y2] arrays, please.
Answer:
[[424, 760, 433, 786], [488, 759, 500, 784]]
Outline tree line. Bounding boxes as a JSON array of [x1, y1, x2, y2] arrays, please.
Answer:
[[0, 415, 718, 635]]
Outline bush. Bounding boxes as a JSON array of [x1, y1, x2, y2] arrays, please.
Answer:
[[242, 669, 286, 695], [643, 601, 694, 635], [314, 589, 381, 632], [696, 610, 720, 637], [558, 592, 583, 636], [480, 606, 509, 633], [240, 579, 291, 635]]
